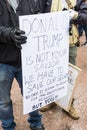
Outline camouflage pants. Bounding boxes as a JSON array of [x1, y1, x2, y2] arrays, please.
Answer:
[[69, 46, 77, 65]]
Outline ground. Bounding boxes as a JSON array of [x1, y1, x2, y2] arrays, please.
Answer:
[[0, 35, 87, 130]]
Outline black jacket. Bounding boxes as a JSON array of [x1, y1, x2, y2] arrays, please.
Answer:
[[0, 0, 52, 67], [74, 0, 84, 11], [35, 0, 52, 13], [74, 0, 87, 25]]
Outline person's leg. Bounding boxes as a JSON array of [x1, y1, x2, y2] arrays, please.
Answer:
[[81, 25, 87, 46], [16, 68, 44, 130], [83, 25, 87, 43], [28, 110, 43, 129], [68, 46, 79, 120], [78, 25, 83, 37], [0, 64, 16, 130], [69, 46, 77, 65]]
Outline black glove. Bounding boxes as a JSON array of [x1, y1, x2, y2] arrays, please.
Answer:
[[62, 8, 68, 11], [0, 27, 27, 48], [69, 23, 72, 36], [75, 41, 80, 47], [10, 28, 27, 44], [69, 19, 74, 36]]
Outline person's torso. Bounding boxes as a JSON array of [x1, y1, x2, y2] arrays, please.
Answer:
[[0, 0, 39, 66], [51, 0, 79, 46]]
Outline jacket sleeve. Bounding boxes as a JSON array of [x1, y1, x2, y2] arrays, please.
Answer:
[[45, 0, 52, 12], [74, 0, 83, 11]]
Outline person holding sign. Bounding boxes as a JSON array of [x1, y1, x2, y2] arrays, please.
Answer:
[[0, 0, 52, 130], [40, 0, 80, 120]]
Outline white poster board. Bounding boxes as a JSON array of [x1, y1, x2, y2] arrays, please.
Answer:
[[19, 11, 69, 114], [56, 63, 81, 112]]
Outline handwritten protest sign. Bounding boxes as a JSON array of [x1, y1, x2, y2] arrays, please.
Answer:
[[56, 63, 81, 112], [19, 11, 69, 114]]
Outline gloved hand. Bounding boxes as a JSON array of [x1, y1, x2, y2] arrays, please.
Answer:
[[69, 9, 76, 19], [69, 19, 75, 36], [69, 19, 73, 35], [10, 28, 27, 44]]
